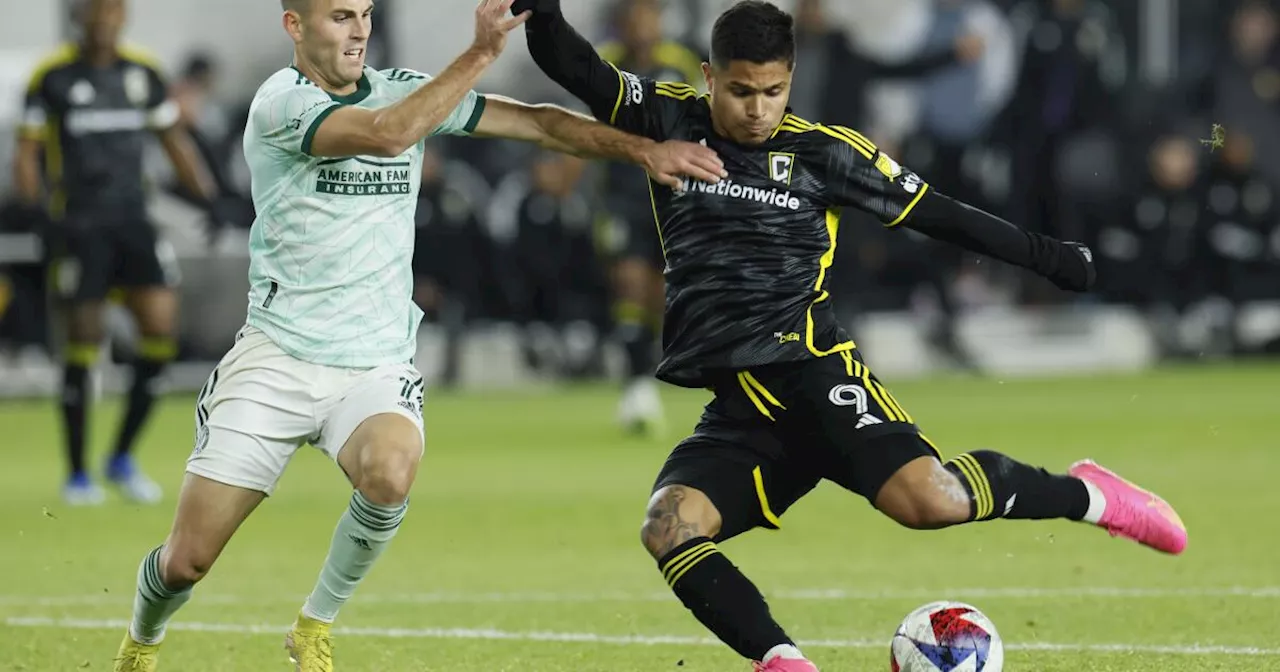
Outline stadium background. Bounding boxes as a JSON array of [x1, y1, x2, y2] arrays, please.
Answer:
[[2, 0, 1277, 394], [0, 2, 1278, 670]]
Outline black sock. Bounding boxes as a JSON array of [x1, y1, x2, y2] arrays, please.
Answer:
[[60, 346, 95, 479], [113, 345, 170, 458], [657, 537, 793, 661], [615, 301, 657, 379], [944, 449, 1090, 521]]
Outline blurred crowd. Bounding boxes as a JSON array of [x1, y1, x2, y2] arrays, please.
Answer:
[[4, 0, 1280, 380]]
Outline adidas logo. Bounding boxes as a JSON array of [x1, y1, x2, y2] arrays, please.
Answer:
[[1003, 494, 1017, 516], [855, 414, 882, 429]]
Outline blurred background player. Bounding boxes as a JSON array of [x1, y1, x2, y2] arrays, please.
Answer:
[[596, 0, 706, 435], [12, 0, 223, 505], [492, 149, 607, 379], [788, 0, 988, 130], [411, 142, 492, 388], [1096, 129, 1204, 355]]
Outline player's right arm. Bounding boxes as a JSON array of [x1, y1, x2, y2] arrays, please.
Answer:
[[518, 0, 687, 140], [302, 0, 529, 158]]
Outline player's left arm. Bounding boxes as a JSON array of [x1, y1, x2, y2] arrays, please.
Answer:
[[822, 126, 1095, 292], [470, 94, 725, 189], [906, 192, 1095, 291]]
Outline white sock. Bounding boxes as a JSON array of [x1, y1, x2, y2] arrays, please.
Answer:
[[762, 643, 805, 662], [1081, 479, 1107, 524], [130, 545, 192, 645], [301, 490, 407, 623]]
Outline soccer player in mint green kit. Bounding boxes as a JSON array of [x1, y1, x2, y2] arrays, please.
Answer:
[[111, 1, 728, 670]]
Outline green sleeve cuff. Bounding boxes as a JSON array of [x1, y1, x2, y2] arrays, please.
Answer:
[[301, 104, 341, 156], [461, 95, 487, 135]]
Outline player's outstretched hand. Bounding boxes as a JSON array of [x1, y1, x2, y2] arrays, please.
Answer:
[[473, 0, 531, 59], [642, 140, 728, 191], [1051, 241, 1097, 292]]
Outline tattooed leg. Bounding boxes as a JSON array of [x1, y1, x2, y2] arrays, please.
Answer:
[[641, 485, 720, 559], [641, 484, 799, 662]]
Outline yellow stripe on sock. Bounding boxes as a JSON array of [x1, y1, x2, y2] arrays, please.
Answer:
[[661, 541, 716, 584], [666, 545, 720, 586], [66, 343, 100, 367], [950, 455, 989, 519], [139, 337, 177, 362], [958, 453, 995, 519], [962, 450, 988, 519], [957, 453, 994, 519], [737, 372, 775, 421]]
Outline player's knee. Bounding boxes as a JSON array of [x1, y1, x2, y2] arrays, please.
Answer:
[[355, 438, 421, 506], [640, 485, 722, 560], [66, 305, 106, 344], [158, 542, 214, 589], [875, 457, 971, 530], [130, 291, 178, 337]]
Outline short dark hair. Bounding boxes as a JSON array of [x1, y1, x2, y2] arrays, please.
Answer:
[[710, 1, 795, 69], [281, 0, 308, 13]]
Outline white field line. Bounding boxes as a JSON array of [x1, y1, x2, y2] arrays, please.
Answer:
[[1, 586, 1277, 607], [4, 617, 1279, 657]]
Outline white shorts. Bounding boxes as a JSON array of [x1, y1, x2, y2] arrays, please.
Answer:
[[186, 326, 425, 495]]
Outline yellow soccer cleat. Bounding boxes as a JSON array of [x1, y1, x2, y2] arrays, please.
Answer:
[[113, 632, 160, 672], [285, 613, 334, 672]]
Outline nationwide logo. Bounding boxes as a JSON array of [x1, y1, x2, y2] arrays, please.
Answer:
[[677, 177, 802, 210], [315, 157, 412, 196]]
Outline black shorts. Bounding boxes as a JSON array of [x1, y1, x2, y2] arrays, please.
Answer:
[[52, 212, 178, 303], [653, 350, 942, 541]]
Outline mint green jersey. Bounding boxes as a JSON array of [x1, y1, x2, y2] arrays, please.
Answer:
[[242, 66, 485, 367]]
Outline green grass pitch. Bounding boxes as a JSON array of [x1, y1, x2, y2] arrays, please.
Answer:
[[1, 362, 1278, 671]]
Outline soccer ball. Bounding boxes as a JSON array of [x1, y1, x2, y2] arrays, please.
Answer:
[[889, 601, 1003, 672]]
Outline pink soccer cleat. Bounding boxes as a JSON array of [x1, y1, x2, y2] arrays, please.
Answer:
[[752, 657, 820, 671], [1069, 459, 1188, 555]]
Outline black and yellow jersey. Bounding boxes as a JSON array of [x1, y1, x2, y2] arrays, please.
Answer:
[[595, 39, 705, 220], [599, 70, 929, 387], [522, 5, 1096, 387], [18, 43, 178, 219]]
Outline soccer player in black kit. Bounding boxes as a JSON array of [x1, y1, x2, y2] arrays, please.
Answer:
[[517, 1, 1191, 670], [14, 0, 225, 506]]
